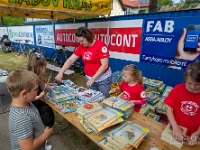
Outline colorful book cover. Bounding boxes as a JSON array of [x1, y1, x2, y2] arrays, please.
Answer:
[[114, 124, 145, 145], [86, 109, 117, 129], [104, 96, 127, 107], [80, 102, 102, 113]]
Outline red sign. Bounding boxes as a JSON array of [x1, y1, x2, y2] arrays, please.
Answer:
[[55, 29, 80, 47], [55, 27, 142, 55], [90, 27, 142, 54]]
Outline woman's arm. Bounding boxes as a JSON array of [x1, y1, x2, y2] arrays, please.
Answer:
[[55, 54, 80, 82], [86, 58, 109, 87]]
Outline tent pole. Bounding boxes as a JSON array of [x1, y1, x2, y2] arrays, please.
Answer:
[[52, 20, 56, 51], [106, 15, 110, 46]]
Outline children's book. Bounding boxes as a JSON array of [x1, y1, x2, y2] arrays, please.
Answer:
[[106, 122, 149, 149], [146, 112, 160, 122], [162, 86, 173, 97], [80, 102, 102, 113], [160, 124, 188, 148], [83, 109, 119, 132], [103, 96, 127, 107], [85, 109, 117, 128], [99, 137, 119, 150], [114, 124, 145, 146]]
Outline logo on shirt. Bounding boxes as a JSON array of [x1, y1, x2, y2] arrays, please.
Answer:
[[180, 101, 199, 116], [83, 51, 92, 60], [120, 91, 130, 100], [140, 91, 146, 98], [102, 46, 107, 53]]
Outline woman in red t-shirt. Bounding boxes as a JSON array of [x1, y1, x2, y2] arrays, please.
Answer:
[[109, 64, 146, 112], [55, 27, 112, 98]]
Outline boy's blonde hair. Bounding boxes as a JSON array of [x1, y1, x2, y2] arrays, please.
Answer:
[[27, 53, 47, 75], [6, 69, 39, 98], [184, 60, 200, 82], [123, 64, 143, 85]]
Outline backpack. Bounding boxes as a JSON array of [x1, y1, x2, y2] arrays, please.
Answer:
[[32, 100, 55, 127]]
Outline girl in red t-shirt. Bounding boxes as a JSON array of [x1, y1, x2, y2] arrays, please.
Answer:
[[165, 60, 200, 146], [109, 64, 146, 112]]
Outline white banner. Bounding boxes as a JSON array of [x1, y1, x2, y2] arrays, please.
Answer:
[[35, 25, 55, 48], [7, 26, 34, 44], [0, 27, 8, 40]]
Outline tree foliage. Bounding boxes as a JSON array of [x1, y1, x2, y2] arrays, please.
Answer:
[[157, 0, 173, 10], [178, 0, 200, 9], [149, 0, 200, 13], [0, 17, 24, 26]]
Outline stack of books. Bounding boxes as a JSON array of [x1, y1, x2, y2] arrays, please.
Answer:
[[99, 121, 150, 149], [155, 96, 167, 115], [146, 112, 160, 122], [161, 124, 188, 148], [162, 86, 173, 97], [74, 86, 105, 103], [56, 101, 78, 113], [145, 92, 160, 106], [76, 102, 103, 120], [112, 70, 123, 85], [47, 85, 75, 103], [144, 78, 165, 93], [62, 79, 74, 87], [76, 103, 124, 134], [102, 96, 134, 119]]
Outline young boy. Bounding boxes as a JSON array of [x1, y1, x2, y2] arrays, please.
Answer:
[[6, 70, 53, 150]]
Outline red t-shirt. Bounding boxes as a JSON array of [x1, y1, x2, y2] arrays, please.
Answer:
[[164, 83, 200, 136], [74, 40, 109, 76], [119, 82, 146, 112]]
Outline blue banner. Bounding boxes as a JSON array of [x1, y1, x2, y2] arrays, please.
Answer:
[[140, 17, 200, 69]]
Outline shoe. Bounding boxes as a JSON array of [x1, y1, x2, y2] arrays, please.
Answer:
[[45, 144, 52, 150], [45, 141, 52, 150]]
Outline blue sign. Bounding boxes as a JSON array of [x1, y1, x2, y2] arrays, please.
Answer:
[[140, 17, 200, 69]]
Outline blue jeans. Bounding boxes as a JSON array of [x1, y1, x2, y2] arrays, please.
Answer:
[[86, 76, 112, 98]]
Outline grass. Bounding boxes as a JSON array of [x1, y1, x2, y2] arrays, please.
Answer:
[[0, 50, 101, 150]]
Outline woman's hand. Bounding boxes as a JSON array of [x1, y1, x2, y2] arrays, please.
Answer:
[[55, 73, 63, 82], [86, 78, 95, 88], [176, 28, 200, 61]]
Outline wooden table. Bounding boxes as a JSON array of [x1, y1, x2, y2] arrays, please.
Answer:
[[46, 101, 200, 150]]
